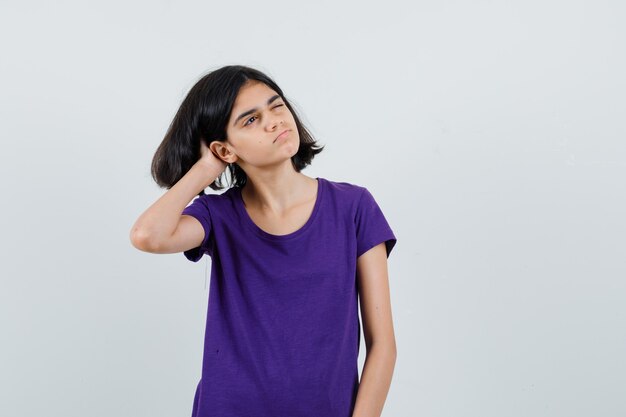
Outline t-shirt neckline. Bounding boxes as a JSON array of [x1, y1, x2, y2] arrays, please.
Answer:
[[235, 177, 324, 241]]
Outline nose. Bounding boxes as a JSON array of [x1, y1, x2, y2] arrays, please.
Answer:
[[267, 114, 284, 131]]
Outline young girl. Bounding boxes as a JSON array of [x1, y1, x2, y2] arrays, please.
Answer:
[[130, 65, 398, 417]]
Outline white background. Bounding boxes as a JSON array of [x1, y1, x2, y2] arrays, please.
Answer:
[[1, 1, 624, 416]]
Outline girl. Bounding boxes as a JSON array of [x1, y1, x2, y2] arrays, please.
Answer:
[[130, 65, 398, 417]]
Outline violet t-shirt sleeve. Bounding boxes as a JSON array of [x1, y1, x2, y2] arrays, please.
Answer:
[[181, 194, 213, 262], [355, 187, 397, 259]]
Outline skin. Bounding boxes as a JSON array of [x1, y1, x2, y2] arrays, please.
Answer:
[[210, 80, 397, 417], [208, 80, 318, 225], [352, 242, 397, 417]]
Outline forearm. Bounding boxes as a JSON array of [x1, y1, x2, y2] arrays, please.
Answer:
[[351, 344, 397, 417], [130, 160, 222, 248]]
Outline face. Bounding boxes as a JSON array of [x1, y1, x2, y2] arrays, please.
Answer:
[[212, 81, 299, 169]]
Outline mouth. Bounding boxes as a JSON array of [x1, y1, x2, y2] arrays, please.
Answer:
[[274, 129, 290, 143]]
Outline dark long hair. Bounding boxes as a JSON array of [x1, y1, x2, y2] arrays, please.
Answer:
[[151, 65, 325, 195]]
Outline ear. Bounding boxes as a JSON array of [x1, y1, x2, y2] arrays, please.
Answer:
[[210, 140, 238, 164]]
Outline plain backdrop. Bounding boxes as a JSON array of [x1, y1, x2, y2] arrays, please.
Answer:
[[1, 1, 625, 416]]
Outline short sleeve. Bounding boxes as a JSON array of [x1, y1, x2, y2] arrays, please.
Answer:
[[181, 194, 213, 262], [355, 187, 397, 259]]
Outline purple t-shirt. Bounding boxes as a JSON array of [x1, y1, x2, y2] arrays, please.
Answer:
[[181, 176, 397, 417]]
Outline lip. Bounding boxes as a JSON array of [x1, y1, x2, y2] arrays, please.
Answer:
[[274, 129, 290, 143]]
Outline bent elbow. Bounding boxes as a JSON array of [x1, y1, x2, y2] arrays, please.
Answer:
[[130, 228, 157, 252]]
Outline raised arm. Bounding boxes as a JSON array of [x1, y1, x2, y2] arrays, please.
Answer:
[[129, 143, 226, 254]]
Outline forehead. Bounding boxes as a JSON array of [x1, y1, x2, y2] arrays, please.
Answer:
[[232, 82, 277, 108]]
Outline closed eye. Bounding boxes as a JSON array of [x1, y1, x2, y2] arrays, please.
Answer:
[[244, 104, 284, 126]]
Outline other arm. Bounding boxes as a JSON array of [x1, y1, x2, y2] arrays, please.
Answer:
[[351, 242, 397, 417]]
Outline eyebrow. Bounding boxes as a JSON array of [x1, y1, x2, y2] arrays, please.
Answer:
[[233, 94, 282, 127]]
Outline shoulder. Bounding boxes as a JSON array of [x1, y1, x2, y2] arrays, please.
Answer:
[[321, 178, 390, 222], [320, 177, 368, 204], [321, 178, 374, 218], [192, 186, 238, 204], [183, 187, 238, 221]]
